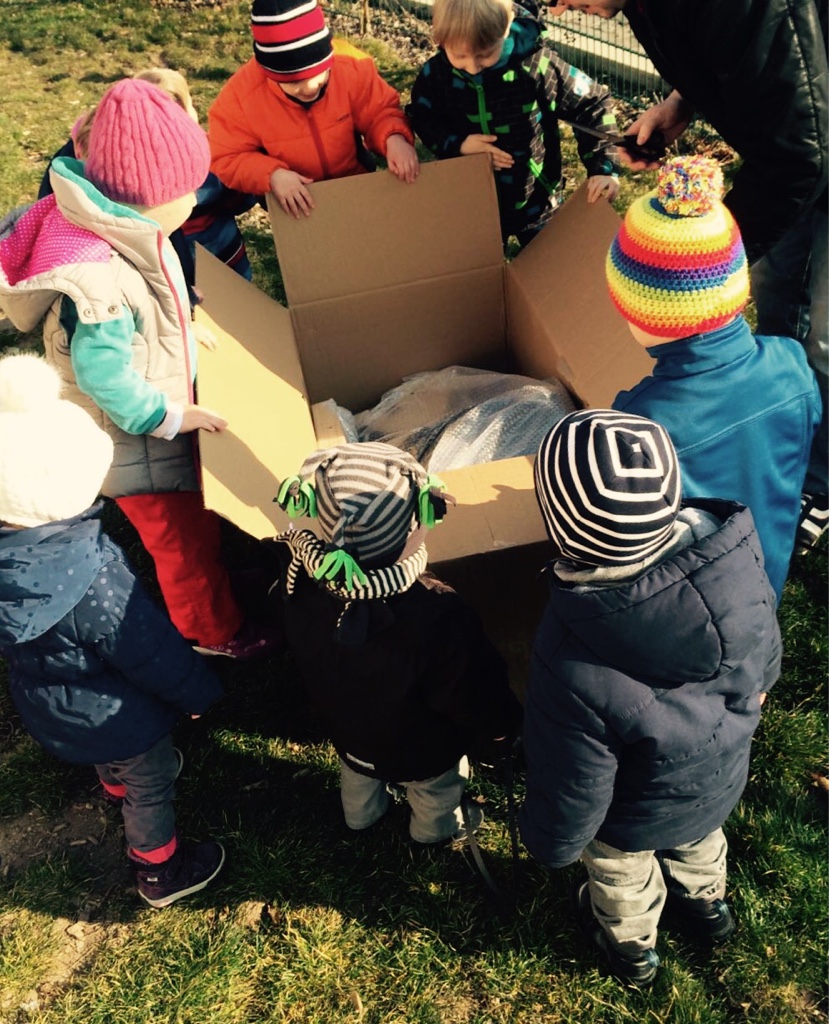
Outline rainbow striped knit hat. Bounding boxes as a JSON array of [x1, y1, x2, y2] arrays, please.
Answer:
[[606, 156, 749, 338]]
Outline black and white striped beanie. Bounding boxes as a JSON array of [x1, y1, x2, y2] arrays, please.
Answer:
[[299, 442, 429, 568], [251, 0, 333, 83], [534, 409, 681, 567]]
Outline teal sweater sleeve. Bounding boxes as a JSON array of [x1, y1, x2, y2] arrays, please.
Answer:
[[63, 301, 167, 435]]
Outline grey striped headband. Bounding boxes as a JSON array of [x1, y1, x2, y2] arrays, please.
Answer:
[[534, 409, 681, 566]]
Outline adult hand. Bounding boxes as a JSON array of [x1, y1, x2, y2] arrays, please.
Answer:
[[386, 134, 420, 183], [586, 174, 620, 203], [621, 90, 693, 170], [270, 168, 315, 218], [179, 404, 228, 433], [460, 134, 514, 171]]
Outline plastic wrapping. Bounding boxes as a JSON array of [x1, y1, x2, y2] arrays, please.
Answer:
[[343, 366, 576, 471]]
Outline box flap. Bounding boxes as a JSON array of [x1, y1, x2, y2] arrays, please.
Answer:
[[506, 183, 651, 408], [268, 155, 504, 306], [426, 455, 547, 563], [293, 266, 507, 410], [195, 247, 317, 539]]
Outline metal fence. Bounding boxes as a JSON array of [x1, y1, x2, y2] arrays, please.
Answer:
[[542, 10, 670, 108]]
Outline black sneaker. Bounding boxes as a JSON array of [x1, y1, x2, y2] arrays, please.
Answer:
[[796, 493, 829, 553], [575, 882, 660, 987], [664, 887, 736, 945], [134, 839, 225, 909]]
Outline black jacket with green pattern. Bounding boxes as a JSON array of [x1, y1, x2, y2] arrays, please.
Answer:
[[407, 6, 619, 233]]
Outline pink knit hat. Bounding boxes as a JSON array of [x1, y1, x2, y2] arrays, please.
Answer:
[[85, 78, 210, 207]]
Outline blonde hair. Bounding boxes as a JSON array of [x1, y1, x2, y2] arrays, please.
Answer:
[[133, 67, 198, 121], [71, 110, 95, 160], [432, 0, 512, 50]]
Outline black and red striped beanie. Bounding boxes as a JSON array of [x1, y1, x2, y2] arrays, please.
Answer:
[[252, 0, 334, 82]]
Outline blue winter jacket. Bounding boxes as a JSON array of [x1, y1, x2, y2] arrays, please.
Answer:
[[0, 506, 221, 764], [519, 500, 781, 867], [613, 316, 821, 600]]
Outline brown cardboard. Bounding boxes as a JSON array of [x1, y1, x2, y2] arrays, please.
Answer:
[[197, 155, 649, 562]]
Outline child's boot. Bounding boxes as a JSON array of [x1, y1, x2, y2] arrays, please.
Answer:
[[664, 884, 736, 944], [132, 839, 225, 908], [576, 882, 660, 987]]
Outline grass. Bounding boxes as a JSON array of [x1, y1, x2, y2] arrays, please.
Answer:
[[0, 1, 827, 1021]]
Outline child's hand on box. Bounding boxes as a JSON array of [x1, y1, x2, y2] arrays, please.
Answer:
[[270, 168, 315, 218], [386, 134, 420, 183], [460, 134, 515, 171], [180, 404, 228, 434], [586, 174, 620, 204], [193, 321, 218, 352]]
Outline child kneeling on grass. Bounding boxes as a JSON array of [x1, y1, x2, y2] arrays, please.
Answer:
[[519, 409, 781, 986], [272, 441, 522, 843], [0, 354, 225, 908]]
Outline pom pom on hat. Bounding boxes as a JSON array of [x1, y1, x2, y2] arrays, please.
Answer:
[[534, 409, 682, 567], [606, 155, 749, 338], [0, 355, 113, 528], [85, 78, 210, 208], [252, 0, 333, 82]]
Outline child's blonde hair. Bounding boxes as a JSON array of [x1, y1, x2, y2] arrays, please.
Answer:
[[432, 0, 512, 51], [133, 67, 197, 121]]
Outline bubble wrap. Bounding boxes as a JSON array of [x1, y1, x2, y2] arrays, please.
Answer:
[[350, 366, 576, 471]]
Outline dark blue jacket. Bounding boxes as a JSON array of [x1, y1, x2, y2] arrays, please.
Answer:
[[613, 316, 821, 600], [0, 506, 221, 764], [519, 500, 781, 867]]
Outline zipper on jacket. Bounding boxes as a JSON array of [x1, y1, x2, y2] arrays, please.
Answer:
[[156, 231, 195, 404], [307, 108, 333, 180], [454, 70, 492, 137]]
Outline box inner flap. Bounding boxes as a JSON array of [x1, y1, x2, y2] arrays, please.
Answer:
[[196, 246, 317, 539], [506, 183, 651, 407], [293, 265, 507, 410]]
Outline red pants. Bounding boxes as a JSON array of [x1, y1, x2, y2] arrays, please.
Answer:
[[116, 491, 243, 647]]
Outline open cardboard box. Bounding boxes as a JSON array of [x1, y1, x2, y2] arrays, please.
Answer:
[[196, 155, 649, 682]]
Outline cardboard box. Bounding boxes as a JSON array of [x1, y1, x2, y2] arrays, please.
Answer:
[[196, 156, 651, 686], [196, 154, 649, 572]]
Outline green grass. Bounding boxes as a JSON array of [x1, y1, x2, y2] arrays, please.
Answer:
[[0, 2, 827, 1021]]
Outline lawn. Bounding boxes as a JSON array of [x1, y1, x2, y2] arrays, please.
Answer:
[[0, 2, 826, 1022]]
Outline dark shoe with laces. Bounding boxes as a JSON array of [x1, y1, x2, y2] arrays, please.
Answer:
[[134, 839, 225, 908], [664, 886, 736, 945], [576, 882, 660, 987]]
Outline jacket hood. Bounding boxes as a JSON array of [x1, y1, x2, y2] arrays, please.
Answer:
[[545, 500, 774, 683], [0, 158, 167, 332], [0, 505, 110, 645]]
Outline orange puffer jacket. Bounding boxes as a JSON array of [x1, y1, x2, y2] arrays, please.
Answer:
[[208, 43, 414, 195]]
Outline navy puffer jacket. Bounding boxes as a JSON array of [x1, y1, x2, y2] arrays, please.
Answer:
[[0, 506, 221, 764], [519, 500, 781, 867]]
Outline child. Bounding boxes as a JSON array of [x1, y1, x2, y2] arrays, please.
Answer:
[[608, 156, 822, 601], [407, 0, 620, 247], [38, 67, 256, 285], [272, 441, 522, 843], [519, 409, 781, 986], [208, 0, 419, 219], [0, 78, 278, 658], [0, 353, 225, 908]]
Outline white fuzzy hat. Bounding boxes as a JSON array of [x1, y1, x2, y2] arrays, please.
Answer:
[[0, 354, 113, 528]]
